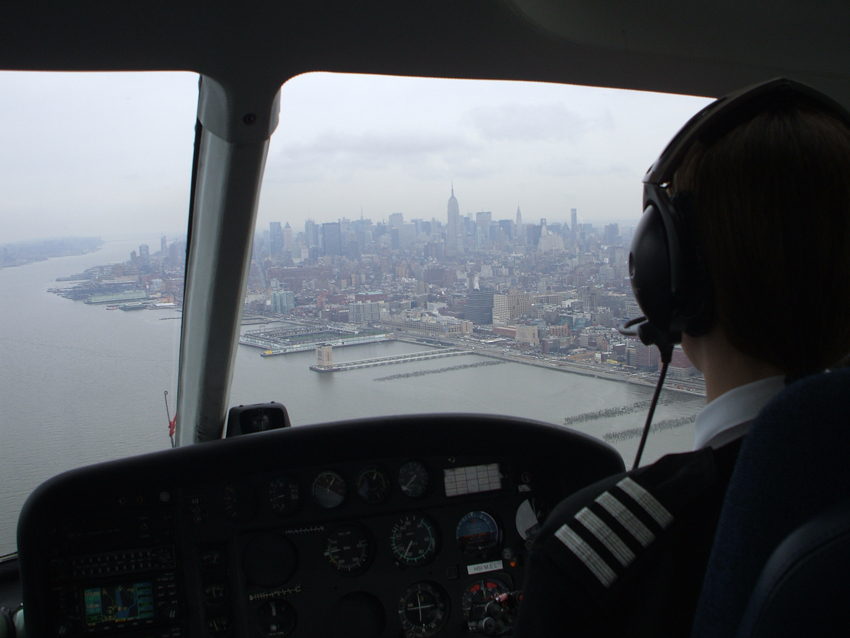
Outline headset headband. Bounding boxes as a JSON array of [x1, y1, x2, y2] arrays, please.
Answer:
[[644, 77, 850, 187]]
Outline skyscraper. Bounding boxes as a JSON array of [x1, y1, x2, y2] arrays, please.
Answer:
[[446, 183, 460, 249], [322, 222, 341, 257], [571, 208, 578, 243], [516, 206, 524, 241], [283, 222, 293, 253]]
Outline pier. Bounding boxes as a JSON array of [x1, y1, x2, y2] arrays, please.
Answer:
[[310, 348, 471, 372], [257, 333, 395, 356]]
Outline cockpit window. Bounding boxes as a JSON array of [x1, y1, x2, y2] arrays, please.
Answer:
[[0, 71, 197, 555], [231, 73, 712, 462]]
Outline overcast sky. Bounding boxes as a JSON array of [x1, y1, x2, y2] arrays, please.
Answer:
[[0, 71, 712, 244]]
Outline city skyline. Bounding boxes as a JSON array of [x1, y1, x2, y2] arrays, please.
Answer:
[[1, 71, 713, 244]]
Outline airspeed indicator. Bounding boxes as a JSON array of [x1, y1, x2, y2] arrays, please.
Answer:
[[390, 514, 438, 566]]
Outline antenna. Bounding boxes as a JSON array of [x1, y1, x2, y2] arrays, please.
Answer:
[[164, 391, 176, 448]]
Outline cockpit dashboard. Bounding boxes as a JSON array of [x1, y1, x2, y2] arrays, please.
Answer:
[[17, 415, 623, 638]]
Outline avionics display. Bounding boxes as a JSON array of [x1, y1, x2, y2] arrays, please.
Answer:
[[84, 582, 155, 626]]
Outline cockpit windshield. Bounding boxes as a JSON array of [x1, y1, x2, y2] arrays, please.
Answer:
[[1, 70, 712, 557], [0, 71, 198, 556]]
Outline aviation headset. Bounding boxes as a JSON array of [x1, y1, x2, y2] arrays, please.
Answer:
[[628, 77, 850, 348]]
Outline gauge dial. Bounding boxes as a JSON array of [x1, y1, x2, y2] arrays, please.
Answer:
[[355, 465, 391, 504], [398, 582, 450, 637], [312, 471, 347, 508], [222, 482, 258, 522], [203, 582, 228, 605], [390, 514, 438, 566], [256, 599, 297, 637], [456, 511, 500, 553], [324, 524, 373, 574], [398, 461, 429, 498], [268, 476, 301, 516], [461, 577, 511, 618]]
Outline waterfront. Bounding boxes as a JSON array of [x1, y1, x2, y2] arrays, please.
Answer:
[[0, 242, 703, 555]]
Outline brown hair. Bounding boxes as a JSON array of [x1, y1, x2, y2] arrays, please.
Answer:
[[674, 103, 850, 374]]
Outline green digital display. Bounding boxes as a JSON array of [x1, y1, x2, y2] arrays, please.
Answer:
[[84, 582, 154, 626]]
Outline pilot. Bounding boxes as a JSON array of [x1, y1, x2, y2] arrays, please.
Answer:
[[512, 78, 850, 637]]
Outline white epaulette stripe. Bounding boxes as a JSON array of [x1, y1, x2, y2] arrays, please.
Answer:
[[595, 491, 655, 547], [575, 507, 636, 567], [616, 477, 674, 529], [554, 523, 617, 588]]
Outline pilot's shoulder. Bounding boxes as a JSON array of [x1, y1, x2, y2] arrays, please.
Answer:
[[538, 447, 721, 595]]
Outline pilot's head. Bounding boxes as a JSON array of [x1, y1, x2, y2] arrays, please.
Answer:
[[633, 78, 850, 377]]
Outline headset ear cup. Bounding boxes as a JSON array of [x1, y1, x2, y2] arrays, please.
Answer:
[[629, 203, 675, 332], [668, 191, 715, 336]]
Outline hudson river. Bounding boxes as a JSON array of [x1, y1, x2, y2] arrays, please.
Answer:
[[0, 238, 703, 555]]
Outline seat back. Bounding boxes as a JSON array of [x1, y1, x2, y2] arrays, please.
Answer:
[[737, 498, 850, 637], [690, 367, 850, 638]]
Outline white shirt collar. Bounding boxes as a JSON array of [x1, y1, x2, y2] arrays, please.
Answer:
[[693, 375, 787, 450]]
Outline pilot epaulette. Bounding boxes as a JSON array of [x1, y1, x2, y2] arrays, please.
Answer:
[[543, 448, 717, 596]]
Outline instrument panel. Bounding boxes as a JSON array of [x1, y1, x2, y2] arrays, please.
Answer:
[[18, 414, 625, 638]]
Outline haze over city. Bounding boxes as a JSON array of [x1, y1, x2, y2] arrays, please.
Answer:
[[0, 71, 713, 244]]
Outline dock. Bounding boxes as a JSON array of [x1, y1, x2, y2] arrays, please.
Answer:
[[310, 348, 471, 372], [257, 332, 395, 356]]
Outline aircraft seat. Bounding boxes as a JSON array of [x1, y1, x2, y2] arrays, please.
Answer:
[[690, 367, 850, 638], [735, 497, 850, 637]]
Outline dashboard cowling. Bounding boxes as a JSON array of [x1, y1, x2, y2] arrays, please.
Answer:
[[17, 414, 624, 638]]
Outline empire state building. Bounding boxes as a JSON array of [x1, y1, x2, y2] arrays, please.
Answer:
[[446, 184, 460, 250]]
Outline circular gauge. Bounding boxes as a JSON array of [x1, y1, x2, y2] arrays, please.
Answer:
[[324, 524, 374, 574], [390, 514, 439, 567], [203, 582, 228, 605], [398, 582, 450, 637], [456, 511, 501, 554], [355, 465, 391, 504], [398, 461, 429, 498], [256, 599, 297, 637], [312, 471, 347, 508], [268, 476, 301, 516], [223, 482, 258, 522], [461, 577, 511, 619]]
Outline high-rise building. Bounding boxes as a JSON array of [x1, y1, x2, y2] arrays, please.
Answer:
[[516, 206, 524, 240], [571, 208, 578, 243], [270, 290, 296, 314], [604, 223, 620, 245], [446, 184, 460, 249], [389, 212, 404, 228], [270, 221, 283, 255], [467, 290, 495, 325], [160, 236, 167, 254], [322, 222, 341, 256], [283, 222, 293, 253], [304, 219, 318, 249]]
